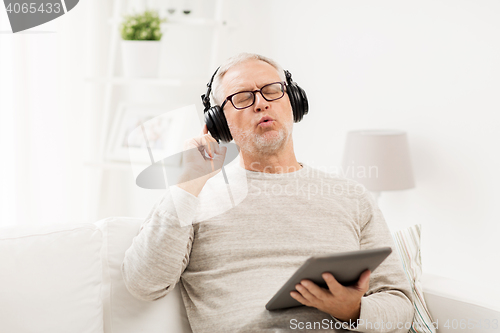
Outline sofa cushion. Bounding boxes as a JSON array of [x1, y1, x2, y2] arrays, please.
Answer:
[[0, 223, 103, 333], [393, 224, 437, 333], [421, 273, 500, 332], [95, 217, 192, 333]]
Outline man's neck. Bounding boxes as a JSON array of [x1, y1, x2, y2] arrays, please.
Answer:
[[238, 140, 302, 174]]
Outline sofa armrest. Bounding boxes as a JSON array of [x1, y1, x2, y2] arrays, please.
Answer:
[[421, 273, 500, 332]]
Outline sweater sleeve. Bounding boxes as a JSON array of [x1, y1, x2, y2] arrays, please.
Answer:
[[331, 187, 414, 333], [121, 186, 199, 301]]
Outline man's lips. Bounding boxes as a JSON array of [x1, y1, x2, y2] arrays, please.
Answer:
[[258, 120, 275, 128], [257, 116, 275, 127]]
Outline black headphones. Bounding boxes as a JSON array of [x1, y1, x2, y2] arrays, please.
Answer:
[[201, 67, 309, 143]]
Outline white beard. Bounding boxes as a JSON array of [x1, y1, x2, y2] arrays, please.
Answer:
[[228, 118, 293, 155]]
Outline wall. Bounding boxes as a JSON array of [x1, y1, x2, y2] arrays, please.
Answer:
[[219, 0, 500, 288]]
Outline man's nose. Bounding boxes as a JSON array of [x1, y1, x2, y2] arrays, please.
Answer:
[[253, 92, 270, 112]]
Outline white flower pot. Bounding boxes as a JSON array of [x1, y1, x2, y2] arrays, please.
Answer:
[[121, 40, 161, 78]]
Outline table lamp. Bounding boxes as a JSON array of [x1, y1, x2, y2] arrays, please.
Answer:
[[341, 130, 415, 202]]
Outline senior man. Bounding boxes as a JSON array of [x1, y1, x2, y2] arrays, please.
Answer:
[[122, 53, 414, 333]]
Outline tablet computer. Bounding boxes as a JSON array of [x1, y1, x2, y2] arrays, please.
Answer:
[[265, 247, 392, 311]]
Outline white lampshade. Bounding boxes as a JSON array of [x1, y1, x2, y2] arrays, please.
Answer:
[[341, 130, 415, 192]]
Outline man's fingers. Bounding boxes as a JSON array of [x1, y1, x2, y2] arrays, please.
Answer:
[[211, 140, 221, 155], [201, 124, 208, 135], [206, 137, 222, 156], [295, 283, 317, 302], [322, 272, 343, 294], [290, 291, 310, 306], [204, 139, 219, 158], [205, 139, 213, 158], [300, 280, 329, 300], [196, 135, 219, 158], [186, 132, 214, 149], [183, 131, 222, 164], [357, 270, 371, 291], [211, 146, 227, 171]]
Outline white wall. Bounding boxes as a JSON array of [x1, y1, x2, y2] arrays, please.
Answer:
[[220, 0, 500, 288]]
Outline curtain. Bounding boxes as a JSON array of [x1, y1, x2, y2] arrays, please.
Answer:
[[0, 0, 109, 227]]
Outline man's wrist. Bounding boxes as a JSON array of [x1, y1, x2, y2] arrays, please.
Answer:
[[331, 301, 361, 323], [176, 175, 207, 197]]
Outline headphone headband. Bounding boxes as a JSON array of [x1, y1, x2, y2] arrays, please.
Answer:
[[201, 66, 220, 112]]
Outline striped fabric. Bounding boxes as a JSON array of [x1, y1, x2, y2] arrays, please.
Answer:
[[392, 224, 437, 333]]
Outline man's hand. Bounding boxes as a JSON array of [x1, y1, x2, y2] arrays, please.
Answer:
[[176, 124, 227, 197], [290, 269, 371, 322]]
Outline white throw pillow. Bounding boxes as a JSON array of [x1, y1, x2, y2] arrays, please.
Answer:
[[95, 217, 192, 333], [392, 224, 437, 333], [0, 223, 103, 333]]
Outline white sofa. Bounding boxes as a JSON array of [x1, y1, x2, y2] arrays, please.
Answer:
[[1, 217, 498, 333]]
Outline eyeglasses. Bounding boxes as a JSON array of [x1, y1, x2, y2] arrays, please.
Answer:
[[220, 81, 286, 110]]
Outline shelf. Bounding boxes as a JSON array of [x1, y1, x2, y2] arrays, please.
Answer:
[[86, 0, 225, 220], [85, 161, 136, 170], [84, 76, 206, 86], [108, 17, 228, 27], [163, 17, 227, 27], [84, 160, 155, 170], [84, 161, 183, 175]]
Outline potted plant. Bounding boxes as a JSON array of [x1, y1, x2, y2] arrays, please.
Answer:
[[120, 9, 167, 78]]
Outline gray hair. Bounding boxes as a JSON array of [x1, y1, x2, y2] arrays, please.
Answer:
[[211, 52, 286, 106]]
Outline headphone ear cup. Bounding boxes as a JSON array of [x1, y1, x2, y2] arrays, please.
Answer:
[[295, 84, 309, 122], [204, 106, 233, 143], [204, 106, 221, 141], [214, 107, 233, 143], [286, 82, 308, 123], [286, 83, 299, 122]]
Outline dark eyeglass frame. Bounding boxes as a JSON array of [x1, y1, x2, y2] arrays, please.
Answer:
[[220, 81, 286, 111]]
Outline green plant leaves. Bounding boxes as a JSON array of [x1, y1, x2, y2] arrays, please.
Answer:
[[120, 9, 166, 41]]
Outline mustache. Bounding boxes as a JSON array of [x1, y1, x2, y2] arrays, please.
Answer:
[[227, 120, 293, 155]]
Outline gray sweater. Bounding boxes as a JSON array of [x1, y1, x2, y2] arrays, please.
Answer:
[[122, 163, 414, 333]]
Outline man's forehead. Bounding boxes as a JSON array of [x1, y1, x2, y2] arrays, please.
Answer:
[[222, 60, 281, 92]]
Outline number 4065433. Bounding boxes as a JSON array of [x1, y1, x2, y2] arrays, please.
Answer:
[[443, 319, 498, 330], [5, 2, 62, 14]]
